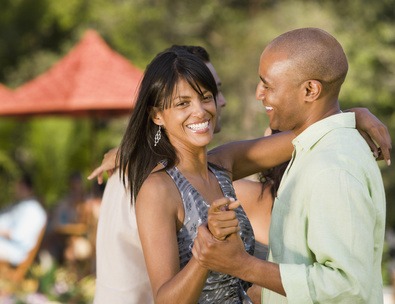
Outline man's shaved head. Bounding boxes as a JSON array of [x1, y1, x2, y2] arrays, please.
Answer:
[[266, 28, 348, 93]]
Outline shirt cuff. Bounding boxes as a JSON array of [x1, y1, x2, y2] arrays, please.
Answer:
[[280, 263, 313, 304]]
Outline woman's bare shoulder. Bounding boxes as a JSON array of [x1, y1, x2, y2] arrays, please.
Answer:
[[137, 169, 180, 211], [141, 170, 174, 195], [233, 178, 264, 208], [234, 178, 262, 197]]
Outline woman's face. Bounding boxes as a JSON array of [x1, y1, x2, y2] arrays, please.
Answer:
[[154, 78, 217, 152]]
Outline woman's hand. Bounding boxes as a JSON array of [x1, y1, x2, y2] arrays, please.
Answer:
[[207, 197, 240, 241], [247, 284, 262, 304], [348, 107, 392, 165]]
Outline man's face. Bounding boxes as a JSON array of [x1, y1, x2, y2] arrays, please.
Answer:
[[256, 49, 306, 133], [205, 62, 226, 133]]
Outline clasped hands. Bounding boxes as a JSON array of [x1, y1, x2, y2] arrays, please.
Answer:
[[192, 197, 248, 276], [207, 197, 240, 241]]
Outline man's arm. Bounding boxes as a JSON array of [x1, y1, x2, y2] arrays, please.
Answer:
[[194, 198, 285, 295], [192, 226, 285, 295], [193, 167, 384, 302]]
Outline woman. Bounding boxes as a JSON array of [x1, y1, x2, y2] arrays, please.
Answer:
[[117, 49, 293, 303]]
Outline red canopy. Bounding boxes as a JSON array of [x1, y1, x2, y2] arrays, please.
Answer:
[[0, 30, 143, 117], [0, 84, 14, 101]]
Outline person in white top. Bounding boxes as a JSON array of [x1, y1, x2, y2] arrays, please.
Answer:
[[94, 174, 153, 303], [0, 174, 47, 266]]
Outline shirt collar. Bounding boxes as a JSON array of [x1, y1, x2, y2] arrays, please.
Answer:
[[292, 112, 356, 151]]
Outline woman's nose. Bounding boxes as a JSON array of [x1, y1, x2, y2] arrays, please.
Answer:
[[192, 101, 206, 117]]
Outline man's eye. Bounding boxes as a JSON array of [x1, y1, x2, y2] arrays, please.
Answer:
[[259, 83, 268, 90]]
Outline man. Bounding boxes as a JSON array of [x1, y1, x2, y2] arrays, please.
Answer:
[[193, 28, 387, 303], [0, 173, 47, 266], [93, 45, 226, 304]]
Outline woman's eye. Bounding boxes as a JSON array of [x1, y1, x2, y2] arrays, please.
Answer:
[[203, 95, 214, 102], [175, 101, 188, 107]]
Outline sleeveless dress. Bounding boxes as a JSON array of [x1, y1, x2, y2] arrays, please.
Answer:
[[253, 240, 269, 261], [166, 163, 255, 303]]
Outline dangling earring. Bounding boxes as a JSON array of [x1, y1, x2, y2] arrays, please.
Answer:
[[154, 126, 161, 146]]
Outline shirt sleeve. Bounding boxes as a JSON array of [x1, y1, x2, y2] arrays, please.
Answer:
[[280, 168, 377, 303]]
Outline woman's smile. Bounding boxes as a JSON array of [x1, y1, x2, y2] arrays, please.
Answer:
[[186, 120, 210, 133]]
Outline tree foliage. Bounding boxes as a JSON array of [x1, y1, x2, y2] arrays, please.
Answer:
[[0, 0, 393, 223]]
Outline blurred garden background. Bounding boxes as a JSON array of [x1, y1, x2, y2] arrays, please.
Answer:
[[0, 0, 394, 303]]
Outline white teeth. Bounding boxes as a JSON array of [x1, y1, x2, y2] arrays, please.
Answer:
[[187, 121, 209, 131], [265, 106, 273, 111]]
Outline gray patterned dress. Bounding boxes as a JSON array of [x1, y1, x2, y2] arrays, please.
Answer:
[[165, 163, 255, 303]]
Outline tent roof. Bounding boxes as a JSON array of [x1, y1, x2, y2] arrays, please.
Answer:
[[0, 85, 17, 116], [0, 30, 143, 117]]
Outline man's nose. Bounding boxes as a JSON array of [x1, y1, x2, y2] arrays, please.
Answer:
[[255, 83, 265, 100]]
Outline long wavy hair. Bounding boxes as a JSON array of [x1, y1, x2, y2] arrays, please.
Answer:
[[118, 49, 218, 202]]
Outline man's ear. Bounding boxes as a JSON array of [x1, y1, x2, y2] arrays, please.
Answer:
[[303, 80, 322, 102], [150, 106, 163, 126]]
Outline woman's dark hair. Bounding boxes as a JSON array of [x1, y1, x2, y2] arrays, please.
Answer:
[[118, 50, 218, 202], [167, 45, 210, 63]]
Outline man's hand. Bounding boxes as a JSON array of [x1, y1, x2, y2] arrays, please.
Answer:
[[348, 107, 392, 165], [192, 224, 248, 276], [87, 147, 119, 184], [208, 197, 240, 241]]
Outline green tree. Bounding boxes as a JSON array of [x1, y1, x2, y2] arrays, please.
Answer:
[[0, 0, 393, 225]]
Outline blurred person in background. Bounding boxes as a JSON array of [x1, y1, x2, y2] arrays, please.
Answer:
[[0, 172, 47, 266], [43, 172, 93, 269], [51, 172, 86, 230]]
